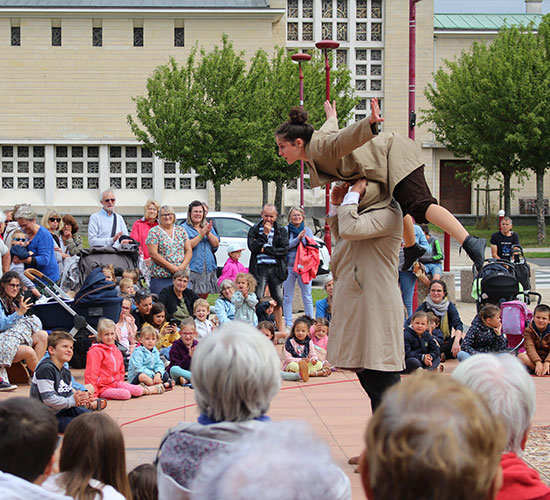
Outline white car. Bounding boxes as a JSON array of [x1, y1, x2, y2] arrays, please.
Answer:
[[176, 211, 330, 276]]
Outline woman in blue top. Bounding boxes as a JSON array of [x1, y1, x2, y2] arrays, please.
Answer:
[[14, 205, 59, 282], [282, 207, 315, 329], [182, 200, 219, 299]]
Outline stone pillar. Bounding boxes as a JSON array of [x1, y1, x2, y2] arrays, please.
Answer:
[[460, 268, 475, 303]]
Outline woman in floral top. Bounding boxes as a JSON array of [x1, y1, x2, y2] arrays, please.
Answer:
[[146, 205, 192, 295]]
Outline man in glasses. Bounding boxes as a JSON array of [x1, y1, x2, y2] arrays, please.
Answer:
[[88, 189, 129, 248]]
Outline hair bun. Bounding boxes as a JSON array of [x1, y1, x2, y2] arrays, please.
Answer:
[[289, 107, 308, 125]]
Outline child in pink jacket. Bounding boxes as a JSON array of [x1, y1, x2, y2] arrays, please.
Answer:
[[282, 316, 331, 382], [85, 318, 145, 400], [217, 244, 248, 287]]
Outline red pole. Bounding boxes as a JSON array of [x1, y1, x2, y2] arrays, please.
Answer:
[[316, 40, 339, 255], [291, 53, 311, 210], [409, 0, 418, 141]]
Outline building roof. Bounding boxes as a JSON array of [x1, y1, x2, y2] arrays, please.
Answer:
[[0, 0, 269, 8], [434, 13, 543, 31]]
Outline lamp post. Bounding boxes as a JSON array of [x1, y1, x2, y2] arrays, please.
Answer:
[[315, 40, 340, 255], [291, 52, 311, 210]]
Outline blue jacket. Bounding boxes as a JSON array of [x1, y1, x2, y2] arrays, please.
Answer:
[[315, 297, 331, 321], [182, 223, 218, 274], [27, 225, 59, 281], [404, 326, 440, 362], [231, 290, 258, 325], [214, 296, 235, 325], [128, 345, 165, 382]]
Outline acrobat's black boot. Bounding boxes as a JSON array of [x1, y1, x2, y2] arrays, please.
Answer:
[[462, 235, 486, 272], [402, 243, 426, 271]]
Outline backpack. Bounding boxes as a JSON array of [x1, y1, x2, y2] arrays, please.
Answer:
[[501, 300, 533, 348]]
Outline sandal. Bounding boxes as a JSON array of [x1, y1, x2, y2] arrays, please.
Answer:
[[163, 380, 175, 391], [88, 398, 107, 411], [143, 384, 165, 395]]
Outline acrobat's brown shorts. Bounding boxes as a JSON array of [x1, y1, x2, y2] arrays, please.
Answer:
[[393, 165, 438, 224]]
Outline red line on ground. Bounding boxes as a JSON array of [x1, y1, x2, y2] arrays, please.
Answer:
[[119, 379, 359, 427]]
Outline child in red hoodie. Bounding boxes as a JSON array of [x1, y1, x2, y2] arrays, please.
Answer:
[[85, 318, 145, 400]]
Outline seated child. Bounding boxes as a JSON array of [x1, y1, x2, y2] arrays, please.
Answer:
[[404, 311, 441, 372], [144, 302, 179, 361], [168, 318, 197, 386], [31, 330, 104, 432], [128, 325, 174, 392], [119, 277, 136, 298], [258, 321, 301, 382], [101, 264, 115, 283], [85, 318, 145, 400], [256, 296, 276, 325], [9, 229, 40, 298], [282, 315, 331, 382], [217, 243, 248, 287], [258, 321, 276, 344], [116, 297, 137, 355], [518, 303, 550, 376], [194, 299, 214, 338], [311, 317, 329, 350], [458, 304, 506, 362], [426, 312, 444, 347], [231, 272, 258, 325], [129, 464, 158, 500], [157, 317, 181, 361]]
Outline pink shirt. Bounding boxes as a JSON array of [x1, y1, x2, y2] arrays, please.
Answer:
[[217, 257, 248, 287]]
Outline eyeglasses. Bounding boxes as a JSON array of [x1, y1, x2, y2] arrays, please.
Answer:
[[12, 237, 28, 242], [160, 213, 173, 218], [49, 217, 61, 223], [103, 198, 116, 203], [6, 283, 21, 288]]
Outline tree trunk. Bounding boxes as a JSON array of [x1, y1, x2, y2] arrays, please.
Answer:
[[261, 179, 269, 207], [502, 171, 511, 217], [214, 184, 221, 211], [536, 168, 546, 245], [274, 179, 284, 215]]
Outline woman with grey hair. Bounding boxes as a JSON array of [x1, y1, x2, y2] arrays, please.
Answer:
[[158, 269, 199, 323], [214, 280, 236, 325], [13, 205, 59, 282], [146, 205, 192, 295], [190, 421, 351, 500], [452, 353, 549, 499], [157, 321, 281, 499], [283, 206, 315, 329]]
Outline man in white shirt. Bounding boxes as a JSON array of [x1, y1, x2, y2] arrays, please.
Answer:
[[87, 189, 129, 248]]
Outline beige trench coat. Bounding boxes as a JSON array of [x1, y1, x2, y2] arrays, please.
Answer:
[[326, 200, 405, 372], [305, 117, 424, 212]]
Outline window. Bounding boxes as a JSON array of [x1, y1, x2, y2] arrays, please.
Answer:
[[93, 27, 102, 47], [1, 145, 45, 191], [52, 27, 61, 46], [214, 218, 251, 239], [11, 27, 20, 46], [55, 145, 100, 190], [109, 146, 153, 191], [174, 27, 185, 47], [133, 27, 143, 47]]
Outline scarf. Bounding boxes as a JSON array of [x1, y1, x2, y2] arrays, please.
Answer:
[[0, 293, 17, 316], [285, 335, 310, 359], [424, 296, 450, 317], [288, 222, 305, 238]]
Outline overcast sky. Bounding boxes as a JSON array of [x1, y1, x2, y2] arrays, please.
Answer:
[[435, 0, 550, 14]]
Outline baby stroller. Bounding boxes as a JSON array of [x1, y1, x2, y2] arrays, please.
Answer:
[[78, 243, 140, 284], [474, 259, 521, 311], [510, 244, 531, 292]]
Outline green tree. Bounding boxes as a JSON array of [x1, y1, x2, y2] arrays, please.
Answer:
[[243, 47, 359, 213], [423, 18, 550, 243], [128, 35, 251, 210]]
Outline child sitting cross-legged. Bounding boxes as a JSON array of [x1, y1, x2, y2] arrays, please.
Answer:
[[128, 325, 174, 393], [518, 304, 550, 376], [168, 317, 198, 386], [31, 329, 106, 432], [85, 317, 145, 400], [404, 310, 442, 373], [457, 304, 506, 362], [282, 315, 331, 382]]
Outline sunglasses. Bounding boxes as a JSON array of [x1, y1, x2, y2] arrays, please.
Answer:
[[49, 217, 61, 223], [13, 237, 28, 242], [103, 198, 116, 203], [6, 283, 21, 288]]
